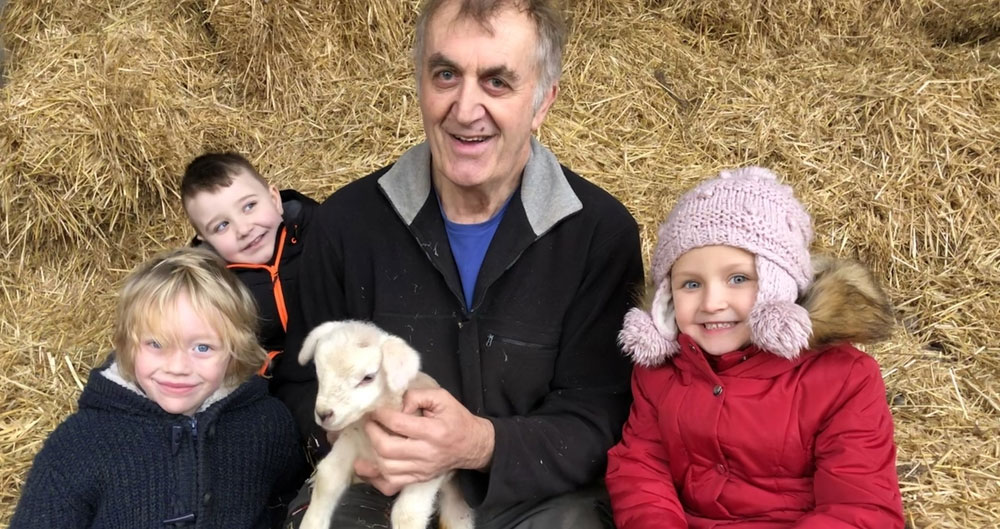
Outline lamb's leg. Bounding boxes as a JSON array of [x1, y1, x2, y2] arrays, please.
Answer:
[[299, 440, 357, 529], [437, 476, 474, 529], [389, 473, 449, 529]]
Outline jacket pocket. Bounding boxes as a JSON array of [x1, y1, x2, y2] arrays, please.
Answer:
[[480, 324, 559, 415]]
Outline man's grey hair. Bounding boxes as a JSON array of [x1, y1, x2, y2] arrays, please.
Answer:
[[412, 0, 568, 112]]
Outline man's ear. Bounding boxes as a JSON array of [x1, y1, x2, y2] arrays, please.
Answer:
[[269, 185, 284, 215], [531, 81, 559, 131]]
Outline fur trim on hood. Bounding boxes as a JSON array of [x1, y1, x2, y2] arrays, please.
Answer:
[[620, 256, 894, 367], [802, 256, 894, 350]]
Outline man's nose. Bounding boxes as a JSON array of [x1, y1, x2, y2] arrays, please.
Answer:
[[451, 80, 487, 124]]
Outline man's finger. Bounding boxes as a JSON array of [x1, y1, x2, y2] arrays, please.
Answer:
[[400, 387, 447, 415], [370, 407, 430, 439], [353, 458, 380, 479]]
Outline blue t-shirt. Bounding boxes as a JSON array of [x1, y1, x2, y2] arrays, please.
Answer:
[[442, 198, 511, 309]]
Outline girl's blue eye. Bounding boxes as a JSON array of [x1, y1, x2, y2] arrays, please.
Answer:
[[730, 274, 749, 284], [214, 221, 228, 233], [194, 344, 212, 354], [243, 201, 257, 212], [682, 280, 700, 289], [147, 340, 162, 349]]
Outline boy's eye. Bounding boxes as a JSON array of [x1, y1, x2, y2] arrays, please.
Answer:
[[243, 201, 257, 213], [213, 221, 228, 233]]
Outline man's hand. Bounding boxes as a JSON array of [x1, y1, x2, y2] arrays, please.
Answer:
[[354, 387, 495, 496]]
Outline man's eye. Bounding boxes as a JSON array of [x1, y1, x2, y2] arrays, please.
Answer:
[[487, 77, 506, 89], [435, 70, 455, 81]]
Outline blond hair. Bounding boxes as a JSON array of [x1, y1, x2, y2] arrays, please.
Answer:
[[112, 247, 264, 387]]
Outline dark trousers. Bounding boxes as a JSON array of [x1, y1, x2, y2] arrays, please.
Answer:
[[284, 482, 614, 529]]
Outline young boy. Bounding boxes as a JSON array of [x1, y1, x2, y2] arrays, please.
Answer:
[[181, 152, 318, 375], [11, 248, 304, 529]]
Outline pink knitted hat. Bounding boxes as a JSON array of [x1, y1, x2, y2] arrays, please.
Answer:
[[620, 166, 814, 366]]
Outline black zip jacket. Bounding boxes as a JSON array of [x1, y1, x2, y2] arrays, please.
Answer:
[[271, 139, 643, 509]]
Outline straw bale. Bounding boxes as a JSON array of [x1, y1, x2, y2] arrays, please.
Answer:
[[0, 0, 7, 84], [2, 0, 1000, 527], [917, 0, 1000, 45], [0, 0, 241, 258]]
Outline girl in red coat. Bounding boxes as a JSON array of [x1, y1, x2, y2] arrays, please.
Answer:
[[606, 167, 904, 529]]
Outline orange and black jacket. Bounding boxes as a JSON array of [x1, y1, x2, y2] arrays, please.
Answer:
[[194, 188, 318, 376]]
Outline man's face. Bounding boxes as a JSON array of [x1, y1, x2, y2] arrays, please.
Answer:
[[418, 2, 558, 194]]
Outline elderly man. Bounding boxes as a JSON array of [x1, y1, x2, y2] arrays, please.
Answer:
[[275, 0, 643, 527]]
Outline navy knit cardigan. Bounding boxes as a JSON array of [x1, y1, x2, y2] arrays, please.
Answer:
[[11, 361, 304, 529]]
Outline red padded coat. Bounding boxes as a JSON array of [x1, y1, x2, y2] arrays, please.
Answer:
[[606, 259, 904, 529]]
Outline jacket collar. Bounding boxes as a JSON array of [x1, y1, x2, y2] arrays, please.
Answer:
[[377, 137, 582, 237], [674, 334, 812, 381]]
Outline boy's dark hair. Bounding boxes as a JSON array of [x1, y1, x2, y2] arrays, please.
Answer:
[[181, 152, 268, 199]]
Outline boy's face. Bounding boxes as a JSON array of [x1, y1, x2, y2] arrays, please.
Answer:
[[184, 170, 284, 265], [670, 245, 758, 356], [134, 292, 231, 416]]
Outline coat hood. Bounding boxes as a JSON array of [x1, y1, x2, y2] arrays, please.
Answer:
[[622, 256, 894, 367]]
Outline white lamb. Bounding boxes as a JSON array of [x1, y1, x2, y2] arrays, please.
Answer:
[[297, 320, 474, 529]]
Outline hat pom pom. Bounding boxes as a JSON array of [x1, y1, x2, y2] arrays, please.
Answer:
[[619, 308, 678, 367], [750, 301, 812, 359]]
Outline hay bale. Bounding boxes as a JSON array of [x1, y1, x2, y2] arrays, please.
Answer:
[[0, 0, 236, 256], [918, 0, 1000, 45], [1, 0, 999, 526], [0, 0, 8, 85]]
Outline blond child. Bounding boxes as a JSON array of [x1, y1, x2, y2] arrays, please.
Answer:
[[606, 167, 904, 528], [11, 248, 304, 529]]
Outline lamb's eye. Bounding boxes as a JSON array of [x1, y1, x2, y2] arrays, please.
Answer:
[[357, 373, 376, 386]]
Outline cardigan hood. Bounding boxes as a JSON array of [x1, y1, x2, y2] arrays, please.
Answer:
[[623, 256, 894, 367]]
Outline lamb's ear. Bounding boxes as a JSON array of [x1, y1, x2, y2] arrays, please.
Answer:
[[298, 321, 341, 366], [380, 336, 421, 393]]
